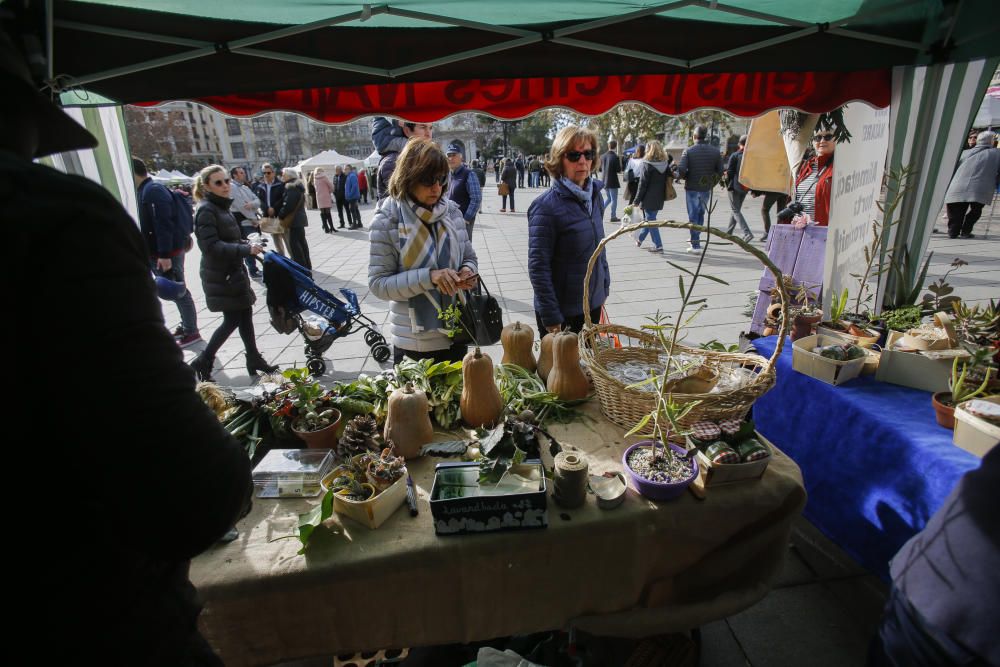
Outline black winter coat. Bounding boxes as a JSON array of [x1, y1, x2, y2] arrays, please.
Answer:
[[634, 162, 669, 212], [501, 165, 518, 191], [11, 152, 251, 664], [196, 192, 255, 312], [278, 180, 309, 229]]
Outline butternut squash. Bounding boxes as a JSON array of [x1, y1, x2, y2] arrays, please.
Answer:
[[546, 331, 590, 400], [384, 382, 434, 459], [501, 321, 537, 372], [537, 332, 556, 381], [460, 347, 504, 428]]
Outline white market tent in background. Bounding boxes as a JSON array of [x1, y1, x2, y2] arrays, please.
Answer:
[[973, 89, 999, 128], [169, 169, 193, 181], [296, 149, 364, 175], [365, 150, 380, 168]]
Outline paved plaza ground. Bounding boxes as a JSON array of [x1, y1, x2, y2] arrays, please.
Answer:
[[169, 183, 998, 666]]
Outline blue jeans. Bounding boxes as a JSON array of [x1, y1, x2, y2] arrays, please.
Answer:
[[685, 189, 710, 248], [727, 190, 751, 237], [603, 187, 619, 219], [154, 252, 198, 334], [637, 208, 662, 249]]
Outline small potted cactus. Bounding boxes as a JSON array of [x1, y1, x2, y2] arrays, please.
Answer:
[[322, 442, 410, 529]]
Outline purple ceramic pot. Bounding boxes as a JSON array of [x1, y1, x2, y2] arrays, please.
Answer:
[[622, 440, 698, 501]]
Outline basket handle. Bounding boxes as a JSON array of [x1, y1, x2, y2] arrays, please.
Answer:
[[581, 219, 790, 371]]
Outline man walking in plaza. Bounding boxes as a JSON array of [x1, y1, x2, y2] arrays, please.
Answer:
[[528, 154, 542, 188], [344, 164, 363, 229], [724, 135, 753, 242], [133, 158, 201, 346], [515, 153, 526, 188], [446, 142, 483, 240], [600, 140, 622, 222], [333, 165, 347, 227], [676, 125, 724, 252], [230, 166, 262, 277], [254, 162, 285, 220]]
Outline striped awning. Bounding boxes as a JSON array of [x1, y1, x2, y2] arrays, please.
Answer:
[[878, 57, 999, 311]]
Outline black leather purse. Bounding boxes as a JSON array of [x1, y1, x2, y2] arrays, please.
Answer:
[[453, 277, 504, 346]]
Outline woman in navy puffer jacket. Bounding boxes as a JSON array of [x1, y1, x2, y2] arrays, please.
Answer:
[[528, 126, 611, 334]]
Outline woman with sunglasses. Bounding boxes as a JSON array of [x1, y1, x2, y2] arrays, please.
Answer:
[[527, 126, 611, 335], [790, 129, 838, 225], [368, 139, 479, 365], [189, 165, 278, 382]]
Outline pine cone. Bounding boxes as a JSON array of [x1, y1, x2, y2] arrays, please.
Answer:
[[337, 415, 382, 460]]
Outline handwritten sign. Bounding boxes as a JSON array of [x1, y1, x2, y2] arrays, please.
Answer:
[[824, 104, 890, 314]]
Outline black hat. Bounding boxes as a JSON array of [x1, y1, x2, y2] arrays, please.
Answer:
[[445, 142, 464, 157], [0, 29, 98, 158]]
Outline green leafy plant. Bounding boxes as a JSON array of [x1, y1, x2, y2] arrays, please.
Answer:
[[881, 305, 922, 333], [626, 200, 731, 465], [699, 339, 740, 353], [920, 258, 968, 314], [829, 287, 849, 322], [793, 281, 821, 317], [885, 246, 933, 309], [281, 367, 339, 432], [949, 347, 996, 405], [851, 166, 912, 315]]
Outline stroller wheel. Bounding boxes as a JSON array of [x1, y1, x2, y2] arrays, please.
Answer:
[[304, 344, 315, 357], [364, 330, 383, 346], [372, 343, 392, 364], [307, 358, 327, 376]]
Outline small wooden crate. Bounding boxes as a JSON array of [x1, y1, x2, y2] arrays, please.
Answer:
[[953, 397, 1000, 458], [331, 474, 407, 530], [792, 334, 865, 386], [686, 432, 773, 487]]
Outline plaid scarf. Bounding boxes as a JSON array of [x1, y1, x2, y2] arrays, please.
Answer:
[[398, 196, 459, 333]]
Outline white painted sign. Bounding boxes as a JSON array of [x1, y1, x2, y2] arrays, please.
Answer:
[[823, 103, 890, 314]]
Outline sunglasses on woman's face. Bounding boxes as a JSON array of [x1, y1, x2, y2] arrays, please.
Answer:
[[565, 149, 595, 162], [419, 174, 449, 187], [813, 133, 835, 142], [211, 177, 231, 186]]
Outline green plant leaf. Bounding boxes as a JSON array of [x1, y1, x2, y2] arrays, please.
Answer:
[[678, 274, 686, 300], [700, 273, 730, 286], [296, 490, 336, 554], [624, 413, 652, 438], [667, 261, 696, 276]]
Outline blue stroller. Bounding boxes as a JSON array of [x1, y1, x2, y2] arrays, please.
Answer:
[[261, 252, 391, 375]]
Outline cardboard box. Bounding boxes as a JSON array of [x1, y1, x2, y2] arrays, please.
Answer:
[[953, 396, 1000, 458], [686, 432, 772, 486], [815, 323, 879, 348], [430, 461, 548, 535], [874, 330, 966, 394], [792, 334, 866, 386], [332, 474, 407, 530]]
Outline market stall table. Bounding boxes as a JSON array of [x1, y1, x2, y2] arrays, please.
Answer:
[[191, 401, 805, 667], [751, 335, 980, 579]]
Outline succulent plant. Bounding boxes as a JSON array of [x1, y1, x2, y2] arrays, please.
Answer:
[[337, 414, 382, 461], [365, 444, 407, 492]]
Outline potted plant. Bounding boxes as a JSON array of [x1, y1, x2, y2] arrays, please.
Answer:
[[790, 280, 823, 341], [619, 217, 737, 500], [932, 347, 996, 429], [281, 367, 342, 449]]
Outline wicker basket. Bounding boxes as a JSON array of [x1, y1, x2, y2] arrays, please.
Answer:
[[579, 220, 790, 433]]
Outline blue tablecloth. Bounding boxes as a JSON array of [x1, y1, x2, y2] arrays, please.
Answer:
[[751, 336, 980, 579]]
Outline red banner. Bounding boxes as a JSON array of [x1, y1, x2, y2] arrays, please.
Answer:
[[144, 70, 890, 123]]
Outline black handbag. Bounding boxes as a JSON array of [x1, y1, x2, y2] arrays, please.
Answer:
[[453, 278, 503, 346]]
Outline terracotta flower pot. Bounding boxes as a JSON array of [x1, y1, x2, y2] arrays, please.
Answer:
[[292, 408, 342, 449], [791, 313, 822, 341], [931, 392, 955, 429]]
